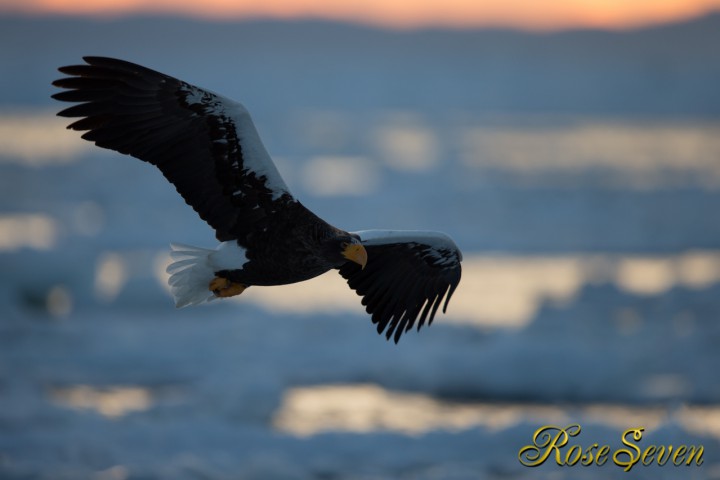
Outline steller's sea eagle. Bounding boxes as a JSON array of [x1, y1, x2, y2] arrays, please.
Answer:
[[52, 57, 462, 342]]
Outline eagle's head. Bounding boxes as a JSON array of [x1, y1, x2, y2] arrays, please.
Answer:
[[321, 234, 367, 269]]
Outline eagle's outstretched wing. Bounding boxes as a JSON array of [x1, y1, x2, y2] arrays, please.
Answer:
[[339, 230, 462, 343], [52, 56, 292, 243]]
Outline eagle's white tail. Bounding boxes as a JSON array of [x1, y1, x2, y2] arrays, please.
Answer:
[[166, 243, 217, 308]]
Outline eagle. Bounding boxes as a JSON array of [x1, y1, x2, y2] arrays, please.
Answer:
[[52, 57, 462, 342]]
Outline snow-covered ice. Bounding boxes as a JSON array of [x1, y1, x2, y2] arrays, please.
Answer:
[[2, 18, 720, 479]]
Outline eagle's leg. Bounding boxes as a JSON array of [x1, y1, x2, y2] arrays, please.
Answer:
[[209, 277, 247, 298]]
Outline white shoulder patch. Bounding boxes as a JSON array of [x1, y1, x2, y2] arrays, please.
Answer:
[[353, 229, 462, 265], [181, 84, 291, 201], [224, 101, 290, 200], [354, 229, 458, 248]]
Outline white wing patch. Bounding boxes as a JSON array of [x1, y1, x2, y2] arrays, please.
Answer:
[[182, 84, 291, 201], [224, 102, 290, 200], [353, 229, 462, 266], [354, 229, 459, 248]]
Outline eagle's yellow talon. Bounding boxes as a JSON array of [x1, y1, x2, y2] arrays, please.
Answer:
[[209, 277, 247, 297], [209, 277, 229, 294]]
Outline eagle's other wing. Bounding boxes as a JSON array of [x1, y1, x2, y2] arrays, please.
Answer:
[[52, 56, 292, 243], [339, 230, 462, 343]]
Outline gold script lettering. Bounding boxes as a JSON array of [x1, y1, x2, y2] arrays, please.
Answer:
[[518, 424, 581, 467], [518, 424, 704, 470], [595, 445, 610, 465], [673, 445, 687, 466], [613, 427, 644, 472], [685, 446, 704, 466]]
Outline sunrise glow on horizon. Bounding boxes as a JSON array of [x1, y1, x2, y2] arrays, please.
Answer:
[[4, 0, 720, 30]]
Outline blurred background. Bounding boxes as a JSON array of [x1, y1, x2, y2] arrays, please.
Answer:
[[1, 1, 720, 478]]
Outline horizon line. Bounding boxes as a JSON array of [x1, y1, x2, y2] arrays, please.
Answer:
[[3, 3, 720, 33]]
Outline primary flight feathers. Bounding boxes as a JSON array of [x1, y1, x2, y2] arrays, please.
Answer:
[[53, 56, 462, 342]]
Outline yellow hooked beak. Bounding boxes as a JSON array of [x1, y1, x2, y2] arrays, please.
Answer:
[[342, 243, 368, 269]]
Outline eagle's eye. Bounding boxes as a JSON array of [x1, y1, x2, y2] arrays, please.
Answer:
[[340, 241, 349, 249]]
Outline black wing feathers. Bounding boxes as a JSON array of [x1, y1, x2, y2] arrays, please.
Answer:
[[52, 56, 289, 244], [339, 240, 461, 343]]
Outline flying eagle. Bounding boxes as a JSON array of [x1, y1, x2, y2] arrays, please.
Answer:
[[52, 57, 462, 342]]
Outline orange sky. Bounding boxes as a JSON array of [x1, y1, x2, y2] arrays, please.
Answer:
[[5, 0, 720, 30]]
